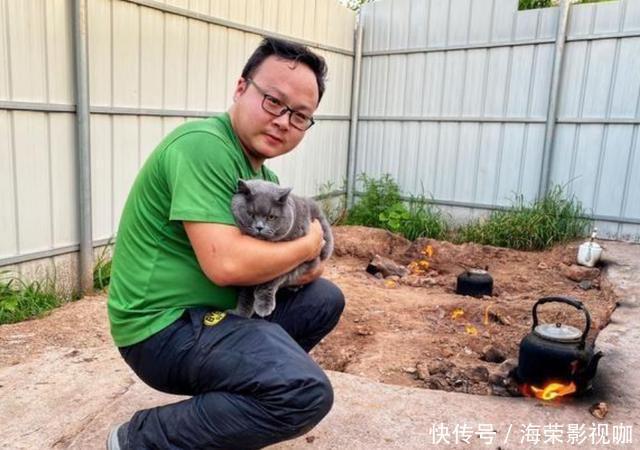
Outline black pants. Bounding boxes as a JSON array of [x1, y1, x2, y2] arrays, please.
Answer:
[[119, 278, 345, 449]]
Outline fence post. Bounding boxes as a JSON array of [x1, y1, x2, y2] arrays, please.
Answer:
[[72, 0, 94, 295], [346, 14, 364, 209], [538, 0, 571, 198]]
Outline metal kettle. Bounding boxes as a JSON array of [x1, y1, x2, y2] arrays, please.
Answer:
[[517, 296, 603, 393]]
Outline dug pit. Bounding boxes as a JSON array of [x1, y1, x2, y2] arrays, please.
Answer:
[[311, 226, 617, 397]]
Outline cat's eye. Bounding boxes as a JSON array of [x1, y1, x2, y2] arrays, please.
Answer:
[[268, 214, 277, 220]]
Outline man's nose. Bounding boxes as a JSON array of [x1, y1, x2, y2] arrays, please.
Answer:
[[272, 111, 290, 130]]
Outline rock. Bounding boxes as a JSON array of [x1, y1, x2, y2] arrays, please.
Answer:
[[560, 264, 600, 282], [468, 366, 490, 382], [578, 280, 593, 290], [355, 326, 374, 336], [366, 255, 410, 278], [305, 435, 317, 443], [499, 358, 518, 374], [486, 309, 512, 326], [403, 367, 417, 375], [426, 375, 448, 390], [481, 344, 506, 363], [537, 262, 548, 270], [400, 275, 437, 288], [589, 402, 609, 419], [415, 362, 430, 381], [428, 359, 453, 375], [487, 358, 521, 397]]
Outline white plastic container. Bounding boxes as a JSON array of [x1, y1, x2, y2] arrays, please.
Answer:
[[577, 229, 603, 267]]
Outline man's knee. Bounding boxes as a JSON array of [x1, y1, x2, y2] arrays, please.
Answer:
[[312, 278, 345, 321], [275, 369, 334, 435]]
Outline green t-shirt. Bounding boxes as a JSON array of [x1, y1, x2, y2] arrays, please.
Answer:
[[107, 113, 278, 347]]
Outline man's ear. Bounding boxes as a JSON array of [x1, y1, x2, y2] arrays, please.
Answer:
[[237, 179, 252, 195], [277, 187, 293, 204], [232, 78, 248, 102]]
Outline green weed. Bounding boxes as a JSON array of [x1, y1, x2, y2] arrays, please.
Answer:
[[455, 186, 591, 250], [346, 174, 448, 240], [93, 245, 113, 291], [0, 271, 62, 325]]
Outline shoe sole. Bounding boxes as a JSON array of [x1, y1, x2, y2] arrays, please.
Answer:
[[106, 424, 121, 450]]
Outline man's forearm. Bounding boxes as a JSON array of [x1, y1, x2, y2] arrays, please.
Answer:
[[218, 234, 312, 286]]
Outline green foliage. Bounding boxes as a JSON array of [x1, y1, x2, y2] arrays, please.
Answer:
[[454, 186, 591, 250], [519, 0, 613, 9], [400, 196, 449, 241], [345, 174, 403, 228], [346, 174, 448, 240], [0, 271, 62, 325], [519, 0, 554, 9], [93, 246, 113, 291], [379, 202, 410, 234]]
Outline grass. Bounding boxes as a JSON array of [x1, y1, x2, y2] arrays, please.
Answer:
[[454, 186, 591, 250], [93, 246, 113, 291], [0, 271, 62, 325], [344, 174, 589, 250], [519, 0, 613, 10], [0, 244, 114, 325], [344, 174, 448, 241]]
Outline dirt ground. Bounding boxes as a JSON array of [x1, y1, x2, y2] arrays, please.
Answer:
[[311, 226, 618, 396], [0, 225, 617, 400]]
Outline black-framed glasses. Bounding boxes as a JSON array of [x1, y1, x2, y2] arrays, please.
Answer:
[[246, 78, 315, 131]]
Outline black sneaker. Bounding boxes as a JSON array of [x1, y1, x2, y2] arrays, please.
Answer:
[[106, 421, 129, 450]]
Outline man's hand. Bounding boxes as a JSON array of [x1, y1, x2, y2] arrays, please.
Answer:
[[294, 259, 326, 285], [304, 219, 325, 261]]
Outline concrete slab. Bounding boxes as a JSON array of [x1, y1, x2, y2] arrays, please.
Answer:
[[271, 241, 639, 450]]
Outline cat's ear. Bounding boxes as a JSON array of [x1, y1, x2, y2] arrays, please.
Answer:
[[277, 187, 293, 203], [237, 179, 252, 196]]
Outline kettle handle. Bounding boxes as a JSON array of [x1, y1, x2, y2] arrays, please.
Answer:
[[532, 296, 591, 348]]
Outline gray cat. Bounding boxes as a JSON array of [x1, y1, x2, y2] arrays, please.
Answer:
[[230, 179, 334, 318]]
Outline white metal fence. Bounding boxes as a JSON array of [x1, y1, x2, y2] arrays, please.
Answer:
[[356, 0, 640, 240], [2, 0, 640, 281], [0, 0, 356, 269]]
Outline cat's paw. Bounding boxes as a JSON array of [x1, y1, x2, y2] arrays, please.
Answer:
[[254, 300, 276, 317]]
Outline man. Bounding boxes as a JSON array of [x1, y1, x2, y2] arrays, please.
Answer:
[[106, 37, 345, 449]]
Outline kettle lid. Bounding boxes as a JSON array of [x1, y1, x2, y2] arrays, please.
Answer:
[[534, 323, 582, 342]]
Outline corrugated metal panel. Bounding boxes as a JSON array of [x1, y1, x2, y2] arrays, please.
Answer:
[[358, 0, 640, 240], [90, 115, 113, 241], [12, 111, 52, 252], [0, 110, 18, 257], [1, 0, 354, 266]]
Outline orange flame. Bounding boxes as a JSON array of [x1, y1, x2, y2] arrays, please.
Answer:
[[451, 308, 464, 320], [525, 381, 577, 401], [408, 246, 434, 275]]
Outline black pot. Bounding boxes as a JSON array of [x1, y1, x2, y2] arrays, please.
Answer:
[[456, 269, 493, 297], [517, 296, 603, 394]]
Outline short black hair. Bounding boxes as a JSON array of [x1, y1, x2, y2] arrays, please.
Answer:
[[241, 37, 328, 104]]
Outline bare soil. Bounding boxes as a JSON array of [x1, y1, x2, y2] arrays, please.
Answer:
[[0, 225, 617, 400], [311, 226, 618, 396]]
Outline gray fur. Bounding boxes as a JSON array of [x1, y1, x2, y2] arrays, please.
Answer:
[[230, 179, 334, 317]]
